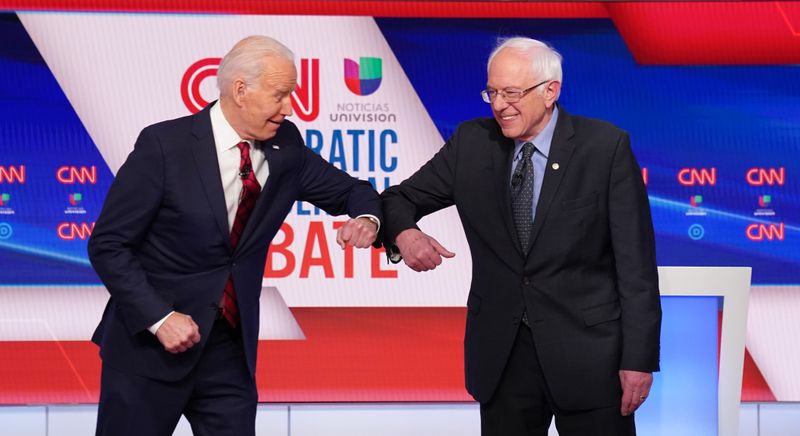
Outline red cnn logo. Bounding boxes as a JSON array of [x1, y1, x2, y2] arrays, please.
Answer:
[[0, 165, 25, 183], [181, 58, 222, 114], [291, 58, 320, 122], [746, 168, 785, 186], [57, 222, 95, 240], [57, 166, 97, 184], [746, 223, 784, 241], [677, 168, 716, 186], [181, 57, 320, 121]]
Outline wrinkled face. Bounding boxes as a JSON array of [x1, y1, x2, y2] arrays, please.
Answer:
[[236, 56, 297, 141], [487, 49, 558, 141]]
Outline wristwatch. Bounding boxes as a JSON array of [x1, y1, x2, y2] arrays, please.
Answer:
[[386, 243, 403, 264], [361, 215, 380, 230]]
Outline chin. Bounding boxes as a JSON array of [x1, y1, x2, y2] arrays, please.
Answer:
[[500, 127, 519, 139]]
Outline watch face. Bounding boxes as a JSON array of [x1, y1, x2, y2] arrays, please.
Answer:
[[385, 244, 403, 264]]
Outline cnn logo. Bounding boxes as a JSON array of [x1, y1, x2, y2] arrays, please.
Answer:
[[181, 57, 319, 122], [57, 166, 97, 184], [57, 222, 95, 240], [746, 168, 785, 186], [677, 168, 716, 186], [0, 165, 25, 184], [746, 223, 784, 241]]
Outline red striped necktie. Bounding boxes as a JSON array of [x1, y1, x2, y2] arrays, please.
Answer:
[[221, 141, 262, 328]]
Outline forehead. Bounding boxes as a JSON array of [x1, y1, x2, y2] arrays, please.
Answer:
[[487, 49, 534, 87], [261, 56, 297, 90]]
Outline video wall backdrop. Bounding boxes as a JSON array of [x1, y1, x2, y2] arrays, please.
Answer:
[[0, 2, 797, 404]]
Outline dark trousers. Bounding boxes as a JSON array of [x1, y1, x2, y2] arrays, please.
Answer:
[[480, 324, 635, 436], [96, 320, 257, 436]]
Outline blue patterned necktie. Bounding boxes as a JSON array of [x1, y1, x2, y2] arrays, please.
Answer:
[[511, 142, 535, 252]]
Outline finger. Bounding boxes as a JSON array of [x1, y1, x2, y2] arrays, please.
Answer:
[[335, 227, 347, 249], [413, 254, 435, 271], [190, 330, 201, 344], [431, 239, 455, 258], [357, 229, 377, 248], [352, 230, 369, 248], [179, 334, 195, 347], [420, 253, 439, 271], [404, 257, 421, 272], [620, 390, 635, 416]]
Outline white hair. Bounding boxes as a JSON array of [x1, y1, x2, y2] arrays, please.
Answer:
[[487, 37, 563, 98], [217, 35, 294, 96]]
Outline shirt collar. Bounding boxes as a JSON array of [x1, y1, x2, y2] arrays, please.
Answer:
[[210, 100, 253, 153], [513, 105, 559, 160]]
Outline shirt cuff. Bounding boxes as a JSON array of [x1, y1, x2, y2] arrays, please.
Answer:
[[148, 311, 175, 335], [356, 214, 381, 234]]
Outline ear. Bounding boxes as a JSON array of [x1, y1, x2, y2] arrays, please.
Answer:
[[231, 78, 248, 106], [543, 80, 561, 108]]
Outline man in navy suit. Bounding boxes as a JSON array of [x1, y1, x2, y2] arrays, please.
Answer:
[[382, 37, 660, 435], [88, 35, 381, 436]]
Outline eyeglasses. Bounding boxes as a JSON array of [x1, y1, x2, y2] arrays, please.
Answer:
[[481, 80, 550, 104]]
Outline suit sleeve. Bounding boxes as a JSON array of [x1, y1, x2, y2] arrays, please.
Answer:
[[607, 132, 662, 372], [296, 128, 382, 223], [380, 127, 460, 243], [88, 128, 173, 336]]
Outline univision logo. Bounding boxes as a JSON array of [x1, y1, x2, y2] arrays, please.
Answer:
[[69, 193, 82, 206], [344, 57, 382, 96]]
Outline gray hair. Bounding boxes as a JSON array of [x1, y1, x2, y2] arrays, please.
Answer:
[[487, 37, 563, 98], [217, 35, 294, 96]]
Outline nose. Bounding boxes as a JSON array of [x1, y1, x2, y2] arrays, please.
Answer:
[[281, 94, 293, 117], [491, 95, 508, 112]]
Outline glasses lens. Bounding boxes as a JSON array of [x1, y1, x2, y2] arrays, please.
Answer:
[[504, 90, 522, 103]]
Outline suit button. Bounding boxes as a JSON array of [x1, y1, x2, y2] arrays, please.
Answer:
[[523, 278, 530, 286]]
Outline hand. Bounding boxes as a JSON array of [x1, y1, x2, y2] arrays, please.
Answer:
[[619, 370, 653, 416], [155, 312, 201, 354], [336, 217, 378, 249], [395, 228, 455, 272]]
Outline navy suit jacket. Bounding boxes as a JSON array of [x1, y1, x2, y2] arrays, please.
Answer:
[[88, 104, 381, 381], [382, 107, 660, 410]]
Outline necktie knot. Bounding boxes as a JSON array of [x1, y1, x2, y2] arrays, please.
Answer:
[[521, 142, 535, 160], [237, 142, 252, 178]]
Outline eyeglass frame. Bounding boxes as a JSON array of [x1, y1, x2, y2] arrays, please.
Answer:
[[480, 79, 551, 104]]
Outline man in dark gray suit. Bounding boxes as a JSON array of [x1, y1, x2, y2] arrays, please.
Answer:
[[382, 37, 661, 436]]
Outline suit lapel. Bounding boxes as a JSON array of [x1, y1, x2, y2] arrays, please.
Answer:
[[190, 105, 232, 252], [527, 108, 576, 254], [491, 133, 525, 257]]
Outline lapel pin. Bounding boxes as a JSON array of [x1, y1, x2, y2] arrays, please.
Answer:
[[551, 162, 560, 170], [272, 145, 280, 150]]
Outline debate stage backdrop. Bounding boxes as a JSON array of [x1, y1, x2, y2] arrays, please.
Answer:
[[0, 1, 798, 404]]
